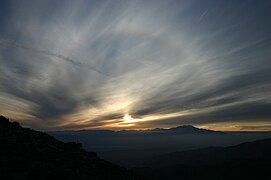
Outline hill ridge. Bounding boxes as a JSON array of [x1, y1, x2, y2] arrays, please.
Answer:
[[0, 116, 141, 180]]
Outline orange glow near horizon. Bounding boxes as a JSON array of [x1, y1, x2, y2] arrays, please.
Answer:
[[197, 121, 271, 132], [2, 106, 271, 132]]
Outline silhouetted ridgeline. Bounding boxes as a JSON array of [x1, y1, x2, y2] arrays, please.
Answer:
[[50, 125, 271, 167], [133, 138, 271, 180], [0, 116, 141, 180]]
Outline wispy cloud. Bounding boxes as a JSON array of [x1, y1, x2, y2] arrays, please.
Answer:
[[0, 0, 271, 130], [0, 38, 108, 76]]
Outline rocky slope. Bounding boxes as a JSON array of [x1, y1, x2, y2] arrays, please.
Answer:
[[0, 116, 141, 180]]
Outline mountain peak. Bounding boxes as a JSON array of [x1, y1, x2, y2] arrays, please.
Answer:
[[167, 125, 219, 134], [170, 125, 197, 129]]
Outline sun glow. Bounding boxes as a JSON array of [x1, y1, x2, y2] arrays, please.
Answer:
[[123, 114, 133, 121], [122, 114, 138, 124]]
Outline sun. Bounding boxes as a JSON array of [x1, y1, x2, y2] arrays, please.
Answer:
[[122, 114, 139, 124], [123, 114, 133, 121], [122, 114, 141, 125]]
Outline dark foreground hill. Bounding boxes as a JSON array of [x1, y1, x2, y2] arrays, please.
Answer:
[[0, 116, 140, 180], [134, 138, 271, 180]]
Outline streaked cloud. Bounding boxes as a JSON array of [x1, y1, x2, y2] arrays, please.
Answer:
[[0, 0, 271, 130]]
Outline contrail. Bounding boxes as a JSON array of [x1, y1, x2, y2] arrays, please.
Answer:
[[0, 38, 109, 77], [199, 10, 208, 22]]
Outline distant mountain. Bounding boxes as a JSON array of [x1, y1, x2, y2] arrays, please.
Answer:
[[0, 116, 141, 180], [117, 125, 221, 134], [51, 125, 221, 135], [162, 125, 222, 134], [50, 125, 271, 168], [134, 138, 271, 180]]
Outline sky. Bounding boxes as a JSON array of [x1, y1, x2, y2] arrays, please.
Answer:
[[0, 0, 271, 131]]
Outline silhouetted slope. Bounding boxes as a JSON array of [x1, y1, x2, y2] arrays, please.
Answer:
[[0, 116, 140, 180], [134, 138, 271, 180], [140, 138, 271, 168]]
